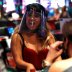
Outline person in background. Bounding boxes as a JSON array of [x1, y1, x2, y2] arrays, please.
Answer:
[[60, 6, 70, 18], [49, 20, 72, 72], [10, 3, 62, 72], [53, 8, 61, 20]]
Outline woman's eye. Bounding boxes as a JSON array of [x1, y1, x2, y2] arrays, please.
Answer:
[[27, 12, 41, 17]]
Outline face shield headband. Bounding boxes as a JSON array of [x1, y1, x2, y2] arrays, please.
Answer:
[[19, 6, 47, 38], [39, 10, 47, 38]]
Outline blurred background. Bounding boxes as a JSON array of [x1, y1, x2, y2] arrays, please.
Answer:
[[0, 0, 72, 71]]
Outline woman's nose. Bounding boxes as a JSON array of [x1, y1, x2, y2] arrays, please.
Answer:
[[31, 17, 33, 20], [31, 16, 35, 20], [31, 17, 34, 20]]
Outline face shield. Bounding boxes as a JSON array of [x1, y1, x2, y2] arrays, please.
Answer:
[[19, 3, 48, 38]]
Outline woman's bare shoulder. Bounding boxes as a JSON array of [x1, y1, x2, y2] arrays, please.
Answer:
[[11, 33, 23, 44], [49, 60, 63, 72], [49, 59, 72, 72], [11, 33, 19, 40]]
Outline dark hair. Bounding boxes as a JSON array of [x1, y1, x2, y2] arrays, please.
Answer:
[[19, 3, 48, 39], [62, 20, 72, 42], [61, 20, 72, 59]]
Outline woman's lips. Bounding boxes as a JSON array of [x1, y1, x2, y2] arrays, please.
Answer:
[[29, 21, 35, 26]]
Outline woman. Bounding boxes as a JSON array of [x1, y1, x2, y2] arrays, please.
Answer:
[[11, 3, 56, 72]]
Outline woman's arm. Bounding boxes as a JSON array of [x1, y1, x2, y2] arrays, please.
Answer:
[[11, 33, 35, 71]]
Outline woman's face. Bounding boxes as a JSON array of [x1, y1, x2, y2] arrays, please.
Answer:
[[26, 11, 41, 30]]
